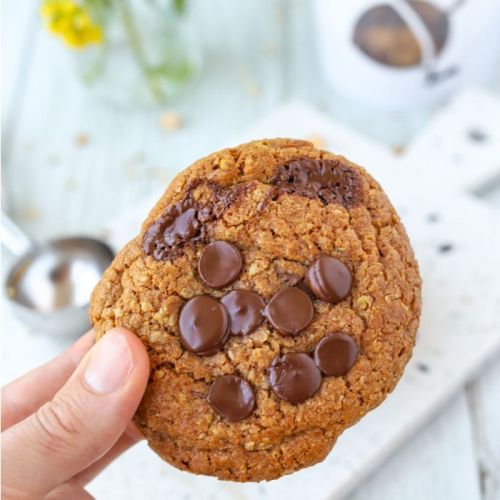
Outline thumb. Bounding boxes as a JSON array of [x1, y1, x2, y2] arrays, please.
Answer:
[[1, 328, 149, 499]]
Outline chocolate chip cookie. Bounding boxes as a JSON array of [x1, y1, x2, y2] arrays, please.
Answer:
[[90, 138, 422, 482]]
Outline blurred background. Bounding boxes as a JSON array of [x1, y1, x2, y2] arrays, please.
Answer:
[[2, 1, 500, 499], [4, 0, 499, 242]]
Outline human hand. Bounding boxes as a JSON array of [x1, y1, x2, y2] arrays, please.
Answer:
[[1, 328, 149, 499]]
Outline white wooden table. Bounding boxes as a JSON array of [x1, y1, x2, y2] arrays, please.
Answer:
[[2, 2, 499, 499]]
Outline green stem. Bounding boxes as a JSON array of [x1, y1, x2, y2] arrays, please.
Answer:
[[112, 0, 165, 101]]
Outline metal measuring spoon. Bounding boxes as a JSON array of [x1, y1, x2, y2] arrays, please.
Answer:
[[1, 212, 114, 337]]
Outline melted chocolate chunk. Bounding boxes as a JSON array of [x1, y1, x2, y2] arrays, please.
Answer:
[[272, 158, 362, 207], [178, 295, 230, 356], [143, 182, 250, 262], [314, 333, 358, 376], [213, 182, 251, 215], [269, 353, 322, 404], [143, 199, 205, 261], [207, 375, 255, 422]]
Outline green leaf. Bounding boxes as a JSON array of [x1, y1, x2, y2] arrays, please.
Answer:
[[172, 0, 187, 15]]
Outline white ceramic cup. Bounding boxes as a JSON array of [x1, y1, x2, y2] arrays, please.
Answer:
[[313, 0, 500, 110]]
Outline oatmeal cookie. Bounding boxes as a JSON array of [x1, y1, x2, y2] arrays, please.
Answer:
[[90, 138, 422, 482]]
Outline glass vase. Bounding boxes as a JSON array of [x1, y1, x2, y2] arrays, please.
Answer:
[[77, 0, 202, 107]]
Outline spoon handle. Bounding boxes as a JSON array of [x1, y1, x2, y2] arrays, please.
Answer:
[[0, 212, 34, 256]]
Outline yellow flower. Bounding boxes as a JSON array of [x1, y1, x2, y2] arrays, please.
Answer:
[[40, 0, 103, 49]]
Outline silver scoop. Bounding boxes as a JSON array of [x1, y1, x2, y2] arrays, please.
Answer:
[[1, 212, 114, 337]]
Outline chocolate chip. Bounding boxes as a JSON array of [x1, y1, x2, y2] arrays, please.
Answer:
[[179, 295, 230, 355], [207, 375, 255, 422], [305, 255, 352, 304], [265, 287, 314, 335], [417, 362, 430, 373], [314, 333, 358, 376], [269, 353, 322, 404], [221, 290, 265, 336], [427, 213, 440, 223], [272, 158, 362, 207], [198, 241, 243, 289], [438, 243, 453, 253]]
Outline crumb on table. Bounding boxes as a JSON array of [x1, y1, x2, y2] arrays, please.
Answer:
[[159, 112, 184, 132]]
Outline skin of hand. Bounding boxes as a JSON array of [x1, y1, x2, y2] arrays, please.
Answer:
[[1, 328, 150, 500]]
